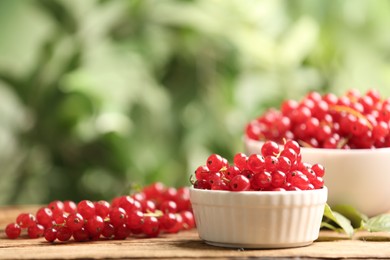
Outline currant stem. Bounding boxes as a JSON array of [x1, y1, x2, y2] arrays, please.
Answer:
[[330, 105, 373, 130]]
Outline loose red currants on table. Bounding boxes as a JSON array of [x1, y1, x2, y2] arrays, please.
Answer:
[[4, 183, 195, 242]]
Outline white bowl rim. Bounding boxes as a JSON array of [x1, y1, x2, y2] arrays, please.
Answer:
[[245, 137, 390, 154], [190, 186, 328, 197]]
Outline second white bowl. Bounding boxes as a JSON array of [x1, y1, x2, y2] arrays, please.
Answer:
[[245, 137, 390, 216]]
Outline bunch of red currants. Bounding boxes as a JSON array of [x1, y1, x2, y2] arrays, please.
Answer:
[[192, 140, 325, 191], [246, 89, 390, 149], [5, 183, 194, 242]]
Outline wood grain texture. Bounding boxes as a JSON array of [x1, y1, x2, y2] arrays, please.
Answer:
[[1, 206, 390, 259]]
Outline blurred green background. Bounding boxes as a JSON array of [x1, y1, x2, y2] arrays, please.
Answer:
[[1, 0, 390, 204]]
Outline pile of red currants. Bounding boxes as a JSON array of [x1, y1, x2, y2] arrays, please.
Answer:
[[246, 89, 390, 149], [192, 140, 325, 191], [5, 183, 194, 242]]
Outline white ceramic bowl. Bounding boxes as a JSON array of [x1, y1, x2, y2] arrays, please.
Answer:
[[190, 187, 327, 249], [245, 137, 390, 217]]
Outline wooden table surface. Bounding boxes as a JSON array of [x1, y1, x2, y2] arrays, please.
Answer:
[[2, 206, 390, 259]]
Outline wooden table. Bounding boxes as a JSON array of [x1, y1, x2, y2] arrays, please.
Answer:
[[2, 206, 390, 259]]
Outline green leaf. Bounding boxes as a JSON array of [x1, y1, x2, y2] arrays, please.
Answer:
[[321, 222, 341, 232], [332, 204, 368, 229], [322, 204, 355, 237], [364, 214, 390, 232]]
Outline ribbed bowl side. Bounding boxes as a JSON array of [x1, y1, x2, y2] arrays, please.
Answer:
[[190, 187, 327, 248]]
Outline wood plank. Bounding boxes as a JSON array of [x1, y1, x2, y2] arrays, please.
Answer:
[[1, 206, 390, 259]]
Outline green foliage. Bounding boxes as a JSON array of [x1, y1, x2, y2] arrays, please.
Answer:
[[322, 204, 390, 236], [1, 0, 390, 203], [322, 204, 355, 237]]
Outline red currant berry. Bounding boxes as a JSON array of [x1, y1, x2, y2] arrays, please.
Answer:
[[16, 213, 36, 228], [118, 196, 141, 214], [94, 200, 111, 218], [165, 214, 183, 234], [290, 171, 310, 190], [323, 93, 338, 105], [159, 212, 177, 230], [261, 141, 280, 157], [180, 211, 195, 230], [77, 200, 96, 220], [101, 222, 115, 239], [206, 154, 225, 173], [233, 153, 248, 170], [230, 175, 250, 191], [280, 148, 297, 164], [85, 215, 104, 236], [373, 121, 389, 140], [366, 89, 381, 103], [44, 227, 57, 242], [247, 154, 265, 173], [311, 163, 325, 177], [290, 106, 312, 124], [36, 207, 53, 228], [48, 200, 65, 215], [312, 176, 324, 189], [126, 210, 144, 230], [278, 156, 291, 172], [264, 155, 279, 172], [143, 182, 165, 200], [27, 223, 45, 238], [56, 226, 73, 242], [252, 171, 272, 190], [224, 165, 240, 180], [195, 165, 209, 180], [281, 99, 299, 116], [159, 200, 178, 214], [73, 227, 90, 242], [66, 213, 85, 231], [246, 121, 263, 140], [63, 200, 77, 214], [53, 212, 67, 225], [211, 180, 230, 191], [271, 170, 286, 188], [142, 216, 160, 237], [284, 140, 300, 154], [109, 207, 128, 227], [193, 179, 211, 190], [5, 223, 21, 239], [114, 224, 131, 240], [143, 200, 156, 213]]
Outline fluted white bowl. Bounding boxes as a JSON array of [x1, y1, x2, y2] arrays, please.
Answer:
[[190, 187, 327, 249], [245, 137, 390, 217]]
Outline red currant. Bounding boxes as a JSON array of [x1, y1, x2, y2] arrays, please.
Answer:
[[85, 215, 104, 236], [233, 153, 248, 170], [206, 154, 225, 173], [44, 227, 57, 242], [230, 175, 250, 191], [27, 223, 45, 238], [142, 216, 160, 237], [66, 213, 84, 231], [36, 207, 53, 228], [261, 141, 280, 157], [77, 200, 96, 219], [16, 213, 36, 228], [5, 223, 21, 239], [247, 154, 265, 173], [56, 226, 73, 242]]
